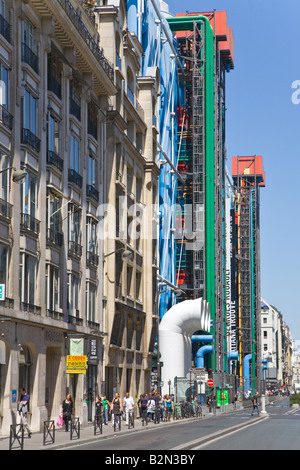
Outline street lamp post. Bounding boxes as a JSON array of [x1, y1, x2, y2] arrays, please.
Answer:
[[0, 166, 27, 184]]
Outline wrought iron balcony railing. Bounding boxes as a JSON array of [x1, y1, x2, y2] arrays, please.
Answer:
[[0, 104, 13, 130], [68, 168, 83, 188], [21, 42, 39, 75], [21, 128, 41, 153], [47, 150, 64, 172], [20, 213, 40, 234]]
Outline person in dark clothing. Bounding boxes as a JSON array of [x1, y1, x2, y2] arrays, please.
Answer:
[[61, 394, 74, 431], [95, 396, 103, 426], [251, 392, 260, 416]]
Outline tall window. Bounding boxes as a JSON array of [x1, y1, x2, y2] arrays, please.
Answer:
[[46, 264, 59, 312], [47, 192, 61, 233], [21, 172, 38, 218], [67, 273, 80, 315], [68, 204, 81, 244], [0, 243, 8, 286], [86, 217, 97, 254], [86, 281, 96, 323], [0, 152, 9, 201], [22, 18, 34, 50], [70, 135, 80, 173], [88, 155, 97, 187], [0, 62, 8, 110], [19, 253, 37, 305], [21, 90, 37, 135], [47, 113, 60, 154]]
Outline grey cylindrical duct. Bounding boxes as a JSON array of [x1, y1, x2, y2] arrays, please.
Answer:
[[159, 298, 210, 395]]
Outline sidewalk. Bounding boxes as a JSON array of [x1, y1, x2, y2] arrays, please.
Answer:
[[0, 407, 213, 451]]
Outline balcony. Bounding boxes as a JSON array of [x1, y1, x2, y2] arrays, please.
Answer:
[[21, 128, 41, 153], [56, 0, 114, 82], [0, 14, 11, 43], [68, 240, 82, 258], [20, 213, 40, 234], [20, 302, 41, 315], [0, 105, 13, 131], [21, 42, 39, 75], [47, 150, 64, 172], [0, 198, 12, 219], [86, 250, 99, 266], [46, 227, 63, 247], [48, 74, 62, 100], [87, 119, 97, 140], [70, 96, 81, 121], [86, 184, 99, 202], [68, 168, 82, 188], [46, 309, 64, 322]]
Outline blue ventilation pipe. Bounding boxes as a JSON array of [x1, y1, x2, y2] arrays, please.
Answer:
[[196, 345, 212, 368], [243, 354, 252, 391], [127, 0, 138, 35], [191, 335, 213, 343]]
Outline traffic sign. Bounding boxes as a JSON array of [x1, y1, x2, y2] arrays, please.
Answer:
[[207, 379, 214, 387]]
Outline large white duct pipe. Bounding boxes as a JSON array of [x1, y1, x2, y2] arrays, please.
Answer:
[[159, 298, 210, 395]]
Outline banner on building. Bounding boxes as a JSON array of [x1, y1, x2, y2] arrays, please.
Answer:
[[66, 355, 87, 374], [225, 186, 237, 354]]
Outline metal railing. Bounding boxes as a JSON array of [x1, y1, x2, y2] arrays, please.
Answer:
[[43, 420, 55, 446], [68, 168, 83, 188], [20, 213, 40, 234], [68, 240, 82, 257], [70, 417, 80, 440], [21, 42, 39, 74], [47, 227, 63, 246], [9, 424, 24, 450], [0, 104, 13, 130], [21, 128, 41, 153], [48, 75, 62, 100], [0, 13, 10, 43], [0, 197, 13, 219], [47, 150, 64, 172], [86, 184, 99, 202], [57, 0, 114, 82]]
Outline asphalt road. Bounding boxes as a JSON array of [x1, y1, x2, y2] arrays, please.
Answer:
[[198, 397, 300, 450], [62, 406, 269, 451]]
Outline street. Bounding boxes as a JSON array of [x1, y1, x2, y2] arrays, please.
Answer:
[[59, 397, 300, 451], [198, 397, 300, 450]]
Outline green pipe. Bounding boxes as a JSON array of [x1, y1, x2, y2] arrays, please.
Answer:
[[167, 16, 216, 369]]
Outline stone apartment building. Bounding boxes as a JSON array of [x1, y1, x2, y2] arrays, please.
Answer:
[[0, 0, 159, 435]]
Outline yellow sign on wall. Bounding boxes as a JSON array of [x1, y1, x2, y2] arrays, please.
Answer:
[[66, 355, 87, 374]]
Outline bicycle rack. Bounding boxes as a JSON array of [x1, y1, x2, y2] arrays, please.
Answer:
[[70, 417, 80, 440], [94, 415, 103, 435], [9, 424, 24, 450], [43, 420, 55, 446]]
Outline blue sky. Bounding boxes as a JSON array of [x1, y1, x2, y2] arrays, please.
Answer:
[[168, 0, 300, 339]]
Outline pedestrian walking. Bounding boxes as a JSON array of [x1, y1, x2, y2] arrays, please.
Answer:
[[123, 392, 135, 425], [165, 394, 173, 420], [147, 394, 155, 421], [102, 395, 110, 425], [251, 392, 260, 416], [139, 393, 148, 421], [111, 393, 122, 427], [61, 393, 74, 432], [95, 396, 103, 426], [18, 387, 32, 438]]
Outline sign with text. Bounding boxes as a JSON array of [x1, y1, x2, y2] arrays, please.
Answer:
[[0, 284, 5, 301], [66, 355, 87, 374]]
